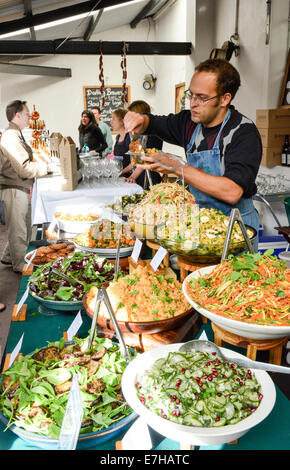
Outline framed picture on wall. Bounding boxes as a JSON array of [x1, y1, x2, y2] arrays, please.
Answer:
[[175, 82, 186, 114], [279, 49, 290, 108]]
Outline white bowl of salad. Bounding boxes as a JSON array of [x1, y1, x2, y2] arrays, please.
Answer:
[[121, 343, 276, 447], [182, 250, 290, 339]]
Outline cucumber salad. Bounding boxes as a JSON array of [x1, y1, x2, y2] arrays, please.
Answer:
[[135, 350, 263, 427]]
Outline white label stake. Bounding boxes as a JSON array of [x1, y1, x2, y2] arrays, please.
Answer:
[[57, 374, 83, 450], [9, 333, 24, 368], [131, 238, 143, 263], [16, 286, 29, 315], [150, 246, 168, 272], [66, 311, 83, 341]]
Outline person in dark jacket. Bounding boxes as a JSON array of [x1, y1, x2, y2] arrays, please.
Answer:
[[78, 110, 107, 155]]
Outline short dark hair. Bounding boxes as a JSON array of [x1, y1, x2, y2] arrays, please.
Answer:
[[6, 100, 27, 122], [92, 106, 101, 114], [128, 100, 151, 114], [195, 59, 241, 100]]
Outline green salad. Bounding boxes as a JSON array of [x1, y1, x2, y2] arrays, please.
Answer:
[[29, 252, 116, 301], [0, 336, 136, 438], [135, 350, 262, 427]]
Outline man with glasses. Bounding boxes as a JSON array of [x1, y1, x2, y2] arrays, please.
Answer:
[[0, 100, 48, 272], [124, 59, 262, 248]]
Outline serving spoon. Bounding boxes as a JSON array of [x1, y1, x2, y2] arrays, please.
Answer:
[[179, 339, 290, 374]]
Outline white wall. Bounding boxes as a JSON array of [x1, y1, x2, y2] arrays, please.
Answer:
[[0, 21, 159, 146]]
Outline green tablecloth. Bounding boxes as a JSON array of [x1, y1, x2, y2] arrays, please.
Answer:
[[1, 271, 290, 451]]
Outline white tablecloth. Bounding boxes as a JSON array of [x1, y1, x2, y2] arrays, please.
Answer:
[[31, 175, 143, 224]]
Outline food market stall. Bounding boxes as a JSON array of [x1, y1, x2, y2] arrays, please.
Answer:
[[0, 183, 289, 451]]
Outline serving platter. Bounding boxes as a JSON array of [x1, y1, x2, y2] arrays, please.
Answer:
[[182, 265, 290, 339], [73, 240, 134, 258], [83, 295, 194, 334], [121, 343, 276, 447]]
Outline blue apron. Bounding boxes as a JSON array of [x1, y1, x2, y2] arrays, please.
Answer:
[[186, 110, 259, 250]]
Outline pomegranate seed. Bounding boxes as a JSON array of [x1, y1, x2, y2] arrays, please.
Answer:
[[176, 399, 180, 404], [163, 414, 167, 419], [181, 369, 185, 373], [215, 417, 220, 421], [212, 352, 217, 355], [176, 410, 180, 416], [171, 410, 176, 415]]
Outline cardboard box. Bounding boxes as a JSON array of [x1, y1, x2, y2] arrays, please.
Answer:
[[59, 136, 78, 190], [49, 132, 63, 158], [257, 127, 290, 150], [256, 109, 290, 129], [261, 147, 283, 167]]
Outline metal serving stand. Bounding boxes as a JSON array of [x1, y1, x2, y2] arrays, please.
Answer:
[[87, 237, 130, 362], [221, 208, 255, 260]]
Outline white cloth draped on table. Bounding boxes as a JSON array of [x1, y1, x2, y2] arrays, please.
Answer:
[[31, 176, 143, 225]]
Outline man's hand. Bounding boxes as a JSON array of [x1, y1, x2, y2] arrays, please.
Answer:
[[124, 112, 149, 134], [136, 152, 186, 175]]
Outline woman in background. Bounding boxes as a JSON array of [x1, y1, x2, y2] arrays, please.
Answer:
[[78, 110, 107, 155], [111, 108, 132, 177]]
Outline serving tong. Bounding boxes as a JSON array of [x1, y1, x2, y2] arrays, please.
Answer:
[[87, 236, 130, 362], [221, 208, 255, 260], [47, 266, 78, 289]]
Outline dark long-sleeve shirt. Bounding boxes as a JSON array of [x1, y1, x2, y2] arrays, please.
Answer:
[[79, 125, 107, 154], [145, 106, 262, 198]]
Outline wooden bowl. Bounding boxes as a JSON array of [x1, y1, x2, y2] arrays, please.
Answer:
[[83, 295, 194, 335]]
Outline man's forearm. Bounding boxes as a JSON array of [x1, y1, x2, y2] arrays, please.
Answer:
[[176, 165, 243, 205]]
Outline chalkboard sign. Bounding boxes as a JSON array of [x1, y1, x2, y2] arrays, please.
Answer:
[[83, 85, 131, 129]]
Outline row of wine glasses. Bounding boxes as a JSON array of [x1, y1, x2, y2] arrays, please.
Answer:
[[256, 173, 290, 195], [80, 156, 123, 186]]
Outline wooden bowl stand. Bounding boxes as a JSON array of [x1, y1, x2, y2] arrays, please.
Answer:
[[212, 323, 289, 364]]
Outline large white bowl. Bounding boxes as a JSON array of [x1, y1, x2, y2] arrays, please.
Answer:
[[121, 343, 276, 447], [55, 216, 101, 234], [182, 265, 290, 340]]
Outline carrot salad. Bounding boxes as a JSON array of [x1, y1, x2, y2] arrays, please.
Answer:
[[186, 249, 290, 327]]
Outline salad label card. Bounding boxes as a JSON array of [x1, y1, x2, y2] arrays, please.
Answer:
[[14, 286, 29, 318], [47, 218, 58, 236], [57, 374, 83, 450], [131, 238, 143, 263], [9, 333, 24, 368], [150, 246, 168, 272], [66, 311, 83, 341]]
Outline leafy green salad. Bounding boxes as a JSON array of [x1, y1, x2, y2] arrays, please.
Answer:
[[0, 336, 136, 438], [29, 251, 116, 301], [135, 350, 262, 427]]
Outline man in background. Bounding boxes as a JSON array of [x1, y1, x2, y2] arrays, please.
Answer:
[[0, 100, 48, 273], [91, 107, 113, 157]]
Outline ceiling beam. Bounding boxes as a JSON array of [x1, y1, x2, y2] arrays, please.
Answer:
[[0, 0, 135, 36], [130, 0, 158, 28], [0, 62, 71, 77], [83, 8, 104, 41], [0, 40, 192, 56], [23, 0, 36, 40]]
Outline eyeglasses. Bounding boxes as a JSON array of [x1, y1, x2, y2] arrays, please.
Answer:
[[184, 90, 220, 105]]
